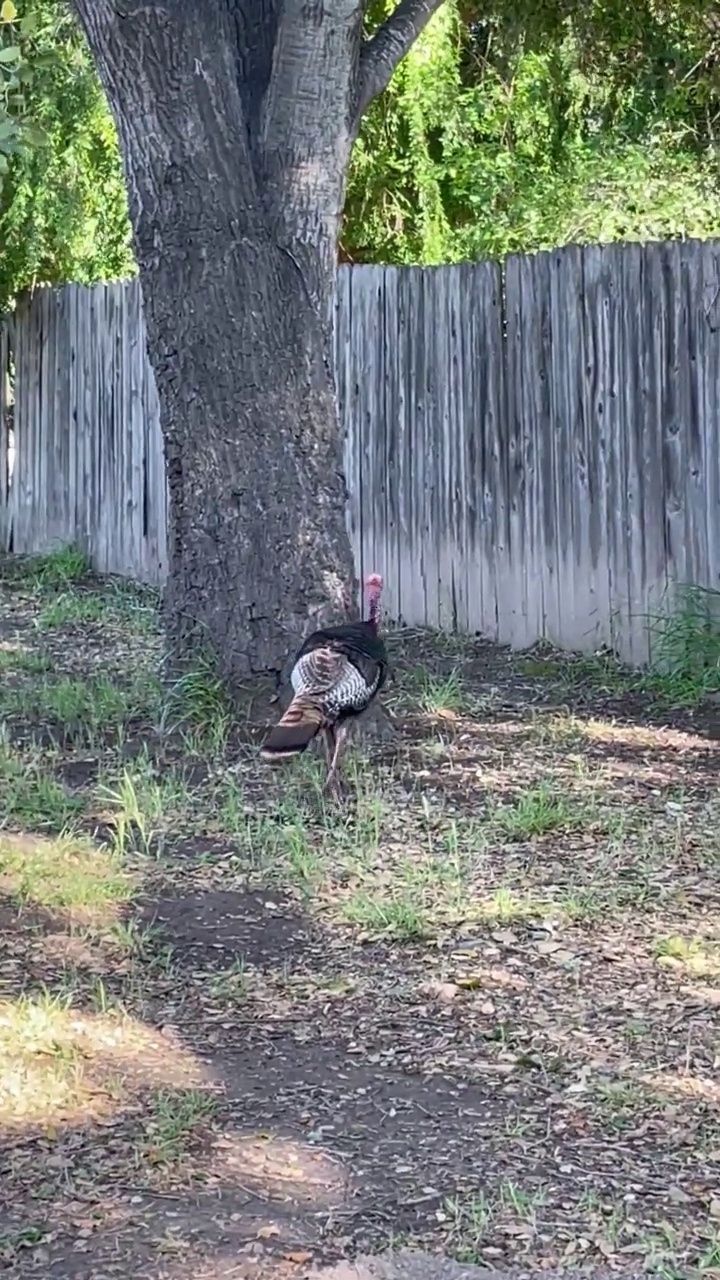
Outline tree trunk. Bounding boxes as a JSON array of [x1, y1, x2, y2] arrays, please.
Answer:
[[72, 0, 445, 686]]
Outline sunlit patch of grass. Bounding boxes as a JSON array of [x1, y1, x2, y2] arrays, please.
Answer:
[[219, 775, 248, 835], [590, 1078, 680, 1134], [229, 812, 286, 873], [654, 934, 720, 976], [37, 592, 114, 629], [389, 848, 474, 922], [275, 819, 323, 885], [558, 651, 634, 696], [443, 1191, 494, 1262], [641, 584, 720, 706], [443, 1181, 547, 1263], [37, 584, 159, 634], [0, 744, 82, 830], [517, 656, 564, 679], [0, 991, 206, 1126], [0, 990, 86, 1123], [0, 830, 134, 919], [224, 795, 325, 882], [580, 718, 695, 749], [477, 886, 557, 922], [524, 711, 587, 746], [551, 587, 720, 708]]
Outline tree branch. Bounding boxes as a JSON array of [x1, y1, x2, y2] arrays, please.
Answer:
[[355, 0, 447, 122]]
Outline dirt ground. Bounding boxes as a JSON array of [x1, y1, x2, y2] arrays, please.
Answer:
[[0, 551, 719, 1280]]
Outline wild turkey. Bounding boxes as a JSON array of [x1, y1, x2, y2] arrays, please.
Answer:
[[260, 573, 388, 797]]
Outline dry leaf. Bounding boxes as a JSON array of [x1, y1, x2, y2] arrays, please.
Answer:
[[423, 980, 459, 1002]]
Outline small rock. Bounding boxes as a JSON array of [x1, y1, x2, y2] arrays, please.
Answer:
[[668, 1186, 692, 1205], [709, 1197, 720, 1219]]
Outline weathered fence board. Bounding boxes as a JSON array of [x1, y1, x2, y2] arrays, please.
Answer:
[[2, 241, 720, 662], [1, 281, 167, 582], [0, 315, 9, 549]]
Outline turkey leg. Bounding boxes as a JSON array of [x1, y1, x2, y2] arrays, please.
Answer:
[[322, 727, 335, 764], [323, 723, 349, 801]]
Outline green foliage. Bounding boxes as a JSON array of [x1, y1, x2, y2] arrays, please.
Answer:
[[3, 0, 720, 299], [0, 0, 23, 181], [0, 0, 133, 309], [345, 0, 720, 263], [642, 585, 720, 705]]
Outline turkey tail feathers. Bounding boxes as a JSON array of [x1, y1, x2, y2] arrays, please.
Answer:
[[260, 695, 327, 760]]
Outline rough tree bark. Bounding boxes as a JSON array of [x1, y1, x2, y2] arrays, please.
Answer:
[[71, 0, 445, 689]]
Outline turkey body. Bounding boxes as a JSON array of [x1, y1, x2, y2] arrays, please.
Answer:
[[260, 572, 387, 797], [260, 620, 388, 760]]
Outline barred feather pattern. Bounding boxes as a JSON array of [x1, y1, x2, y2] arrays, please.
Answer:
[[291, 644, 381, 720]]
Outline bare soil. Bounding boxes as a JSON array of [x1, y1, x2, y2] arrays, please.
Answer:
[[1, 558, 719, 1279]]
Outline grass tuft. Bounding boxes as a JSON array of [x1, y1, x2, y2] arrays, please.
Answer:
[[139, 1088, 219, 1165], [9, 545, 91, 591], [1, 675, 160, 745], [162, 657, 232, 752], [642, 584, 720, 705], [411, 667, 467, 715], [342, 889, 428, 939], [491, 784, 584, 839], [0, 743, 82, 830]]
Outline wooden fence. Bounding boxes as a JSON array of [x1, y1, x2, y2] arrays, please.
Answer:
[[2, 240, 720, 662]]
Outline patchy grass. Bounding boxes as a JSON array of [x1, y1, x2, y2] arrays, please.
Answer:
[[1, 551, 720, 1276], [0, 646, 53, 674], [7, 544, 91, 590], [136, 1087, 219, 1166], [405, 666, 468, 716], [490, 783, 587, 839], [654, 933, 720, 977], [0, 743, 83, 830], [1, 673, 161, 747], [0, 830, 133, 918], [341, 888, 429, 940], [0, 990, 210, 1129]]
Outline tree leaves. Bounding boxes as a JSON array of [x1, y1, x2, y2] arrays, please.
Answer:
[[0, 0, 21, 175], [0, 0, 134, 308], [345, 0, 720, 264]]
